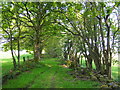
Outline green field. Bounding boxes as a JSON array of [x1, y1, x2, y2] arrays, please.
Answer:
[[2, 56, 100, 88], [1, 54, 33, 77], [1, 55, 119, 88]]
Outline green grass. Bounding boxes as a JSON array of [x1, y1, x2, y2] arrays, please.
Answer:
[[1, 54, 33, 76], [2, 58, 100, 88], [1, 55, 119, 88], [112, 66, 119, 81], [3, 67, 49, 88], [80, 59, 96, 69]]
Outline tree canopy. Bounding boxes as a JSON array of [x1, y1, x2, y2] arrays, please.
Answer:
[[1, 2, 119, 79]]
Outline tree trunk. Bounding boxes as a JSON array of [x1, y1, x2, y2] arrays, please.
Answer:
[[10, 30, 17, 69], [34, 29, 40, 62], [105, 15, 111, 78], [15, 10, 21, 67], [39, 46, 43, 57], [17, 24, 21, 66], [81, 55, 83, 65], [87, 55, 92, 71], [97, 16, 106, 74]]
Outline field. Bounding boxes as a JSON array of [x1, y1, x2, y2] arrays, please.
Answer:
[[2, 56, 100, 88], [1, 53, 119, 88]]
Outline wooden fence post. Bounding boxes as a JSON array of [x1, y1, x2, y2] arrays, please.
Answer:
[[23, 57, 25, 62]]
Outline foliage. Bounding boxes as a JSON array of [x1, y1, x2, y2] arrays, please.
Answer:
[[44, 36, 62, 58], [1, 2, 120, 87]]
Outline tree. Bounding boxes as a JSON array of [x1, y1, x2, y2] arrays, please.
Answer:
[[44, 36, 62, 58], [55, 2, 119, 78], [2, 2, 59, 62], [2, 2, 17, 68]]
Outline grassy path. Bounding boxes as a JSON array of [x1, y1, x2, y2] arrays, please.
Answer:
[[3, 58, 100, 88]]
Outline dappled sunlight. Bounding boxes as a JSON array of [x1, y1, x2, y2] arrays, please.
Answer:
[[112, 71, 118, 74], [45, 64, 52, 67], [2, 57, 120, 88], [112, 65, 119, 67], [0, 60, 9, 63], [60, 64, 68, 68]]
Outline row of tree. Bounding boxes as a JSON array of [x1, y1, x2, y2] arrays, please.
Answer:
[[1, 2, 119, 78], [1, 2, 61, 68], [60, 2, 119, 79]]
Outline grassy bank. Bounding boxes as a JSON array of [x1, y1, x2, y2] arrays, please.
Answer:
[[1, 54, 33, 77], [1, 55, 119, 88], [2, 58, 100, 88]]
